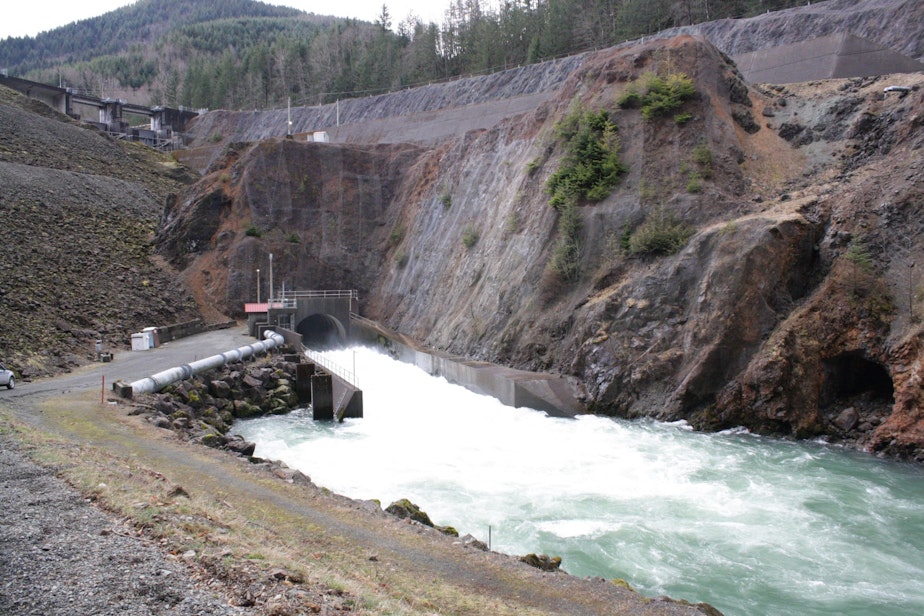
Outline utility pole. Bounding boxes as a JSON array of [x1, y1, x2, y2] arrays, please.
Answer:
[[256, 268, 261, 303]]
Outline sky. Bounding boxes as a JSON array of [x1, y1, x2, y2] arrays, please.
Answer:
[[0, 1, 453, 41]]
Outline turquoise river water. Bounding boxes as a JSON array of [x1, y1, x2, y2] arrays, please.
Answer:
[[235, 346, 924, 616]]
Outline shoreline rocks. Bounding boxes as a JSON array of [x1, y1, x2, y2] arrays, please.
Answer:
[[133, 356, 302, 454]]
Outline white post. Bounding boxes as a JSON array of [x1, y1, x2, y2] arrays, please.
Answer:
[[256, 268, 261, 303], [269, 253, 274, 303], [287, 97, 292, 136]]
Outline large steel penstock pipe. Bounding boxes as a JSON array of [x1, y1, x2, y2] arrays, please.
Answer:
[[128, 331, 285, 395]]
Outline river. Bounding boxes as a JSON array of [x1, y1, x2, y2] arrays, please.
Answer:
[[234, 346, 924, 616]]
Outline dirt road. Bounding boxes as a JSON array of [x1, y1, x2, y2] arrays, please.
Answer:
[[0, 328, 716, 616]]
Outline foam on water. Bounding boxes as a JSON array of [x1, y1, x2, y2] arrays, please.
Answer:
[[236, 346, 924, 616]]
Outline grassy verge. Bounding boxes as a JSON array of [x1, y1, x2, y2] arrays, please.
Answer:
[[0, 394, 552, 616]]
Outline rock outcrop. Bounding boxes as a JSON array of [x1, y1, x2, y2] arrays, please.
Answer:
[[158, 30, 924, 461]]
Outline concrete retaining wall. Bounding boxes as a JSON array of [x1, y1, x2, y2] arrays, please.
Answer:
[[351, 317, 584, 417]]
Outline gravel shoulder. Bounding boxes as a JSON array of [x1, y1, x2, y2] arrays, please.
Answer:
[[0, 328, 716, 616]]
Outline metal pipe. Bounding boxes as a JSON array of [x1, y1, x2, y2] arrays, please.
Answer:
[[129, 331, 285, 395]]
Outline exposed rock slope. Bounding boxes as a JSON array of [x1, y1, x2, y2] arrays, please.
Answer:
[[160, 30, 924, 459]]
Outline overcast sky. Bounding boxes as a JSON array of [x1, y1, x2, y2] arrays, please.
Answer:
[[0, 1, 452, 40]]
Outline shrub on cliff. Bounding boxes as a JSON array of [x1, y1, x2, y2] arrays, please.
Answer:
[[628, 208, 693, 256], [550, 201, 582, 281], [546, 107, 625, 208], [618, 72, 696, 121]]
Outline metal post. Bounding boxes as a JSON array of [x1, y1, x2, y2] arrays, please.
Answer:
[[256, 268, 261, 303], [269, 253, 274, 303], [910, 261, 916, 321]]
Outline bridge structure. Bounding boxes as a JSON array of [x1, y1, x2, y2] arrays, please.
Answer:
[[0, 73, 201, 149], [245, 289, 362, 421]]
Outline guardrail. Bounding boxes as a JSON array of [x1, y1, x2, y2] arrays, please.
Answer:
[[302, 345, 358, 387]]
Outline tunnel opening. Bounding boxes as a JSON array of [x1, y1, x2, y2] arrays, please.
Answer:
[[820, 351, 894, 408], [297, 313, 346, 349]]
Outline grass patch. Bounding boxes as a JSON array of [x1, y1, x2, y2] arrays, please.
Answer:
[[462, 227, 479, 248], [388, 224, 406, 248]]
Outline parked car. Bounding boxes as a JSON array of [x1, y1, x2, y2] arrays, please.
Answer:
[[0, 364, 14, 389]]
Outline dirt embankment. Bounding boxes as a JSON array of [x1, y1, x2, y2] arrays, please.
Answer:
[[0, 85, 204, 378]]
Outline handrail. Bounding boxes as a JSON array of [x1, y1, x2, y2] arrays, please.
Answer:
[[302, 344, 358, 387], [274, 289, 358, 300]]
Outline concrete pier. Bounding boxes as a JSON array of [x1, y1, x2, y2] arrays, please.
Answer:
[[311, 373, 334, 420], [296, 362, 314, 404]]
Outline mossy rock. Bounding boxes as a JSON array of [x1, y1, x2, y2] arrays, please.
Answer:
[[520, 553, 562, 571], [611, 578, 637, 592], [200, 433, 224, 448], [233, 401, 263, 418], [437, 525, 459, 537], [385, 498, 434, 527]]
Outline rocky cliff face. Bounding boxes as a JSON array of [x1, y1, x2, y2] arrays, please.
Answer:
[[160, 30, 924, 460]]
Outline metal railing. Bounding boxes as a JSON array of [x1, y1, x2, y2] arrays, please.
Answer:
[[267, 298, 297, 309], [302, 345, 358, 387], [275, 289, 358, 300]]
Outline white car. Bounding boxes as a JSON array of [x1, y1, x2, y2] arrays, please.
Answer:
[[0, 364, 14, 389]]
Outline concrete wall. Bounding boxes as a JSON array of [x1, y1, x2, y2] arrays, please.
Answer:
[[293, 296, 352, 340], [351, 317, 584, 417], [156, 318, 207, 343]]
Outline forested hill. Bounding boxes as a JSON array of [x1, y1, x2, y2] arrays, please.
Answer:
[[0, 0, 911, 112], [0, 0, 309, 72]]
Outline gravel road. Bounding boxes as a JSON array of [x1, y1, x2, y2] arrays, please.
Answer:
[[0, 433, 245, 615], [0, 327, 261, 615]]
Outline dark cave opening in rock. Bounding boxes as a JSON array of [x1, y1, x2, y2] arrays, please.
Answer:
[[297, 313, 346, 349], [821, 351, 894, 407]]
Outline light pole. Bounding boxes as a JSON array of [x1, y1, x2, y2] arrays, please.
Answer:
[[256, 268, 261, 303], [910, 261, 916, 322], [269, 253, 274, 303]]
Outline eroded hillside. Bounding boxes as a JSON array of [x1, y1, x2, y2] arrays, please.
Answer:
[[157, 30, 924, 460]]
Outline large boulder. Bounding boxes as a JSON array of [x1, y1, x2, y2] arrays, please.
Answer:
[[385, 499, 434, 526]]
